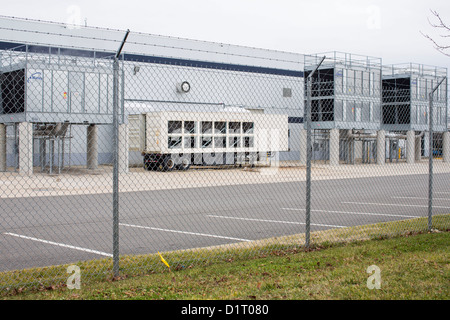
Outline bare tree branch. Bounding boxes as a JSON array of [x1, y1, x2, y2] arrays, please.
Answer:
[[428, 10, 450, 31], [421, 9, 450, 57]]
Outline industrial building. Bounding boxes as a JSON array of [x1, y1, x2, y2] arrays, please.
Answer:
[[0, 16, 448, 174]]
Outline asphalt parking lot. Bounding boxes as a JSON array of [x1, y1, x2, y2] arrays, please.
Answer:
[[0, 161, 449, 271]]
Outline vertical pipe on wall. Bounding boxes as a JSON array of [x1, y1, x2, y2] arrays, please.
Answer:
[[0, 124, 6, 172]]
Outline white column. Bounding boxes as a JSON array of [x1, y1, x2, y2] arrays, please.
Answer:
[[329, 129, 339, 166], [19, 122, 33, 175], [423, 132, 430, 158], [87, 124, 98, 170], [443, 131, 450, 163], [119, 124, 129, 173], [377, 130, 385, 165], [0, 124, 6, 172], [299, 129, 307, 165], [406, 130, 415, 164], [415, 136, 422, 162]]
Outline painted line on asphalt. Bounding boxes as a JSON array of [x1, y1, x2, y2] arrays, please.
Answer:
[[281, 208, 418, 218], [392, 196, 450, 201], [341, 202, 450, 209], [120, 223, 251, 242], [4, 232, 113, 257], [207, 214, 347, 228]]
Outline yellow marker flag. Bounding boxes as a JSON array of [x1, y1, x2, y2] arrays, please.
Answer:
[[158, 251, 170, 270]]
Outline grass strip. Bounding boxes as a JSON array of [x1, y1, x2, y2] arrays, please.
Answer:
[[5, 230, 449, 300], [1, 214, 449, 298]]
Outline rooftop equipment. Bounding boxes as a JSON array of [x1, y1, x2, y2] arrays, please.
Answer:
[[304, 51, 383, 131], [381, 63, 448, 132], [0, 44, 122, 125]]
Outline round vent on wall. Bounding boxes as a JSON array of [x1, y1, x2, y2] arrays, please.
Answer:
[[176, 81, 191, 93]]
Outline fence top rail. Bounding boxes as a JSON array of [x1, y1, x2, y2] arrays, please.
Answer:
[[382, 63, 448, 79], [304, 51, 382, 71]]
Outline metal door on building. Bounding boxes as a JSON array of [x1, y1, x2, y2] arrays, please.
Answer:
[[69, 72, 85, 113]]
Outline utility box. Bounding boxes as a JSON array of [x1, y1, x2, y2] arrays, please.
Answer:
[[128, 111, 289, 170], [382, 63, 448, 132], [304, 52, 382, 131], [0, 45, 121, 125]]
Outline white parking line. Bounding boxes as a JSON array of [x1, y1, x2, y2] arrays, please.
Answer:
[[392, 196, 450, 201], [4, 233, 113, 257], [281, 208, 418, 218], [342, 201, 450, 209], [207, 215, 347, 228], [120, 223, 251, 242]]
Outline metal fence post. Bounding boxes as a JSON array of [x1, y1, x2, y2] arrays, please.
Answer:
[[113, 30, 130, 278], [305, 76, 312, 248], [428, 77, 446, 232], [112, 57, 120, 277], [305, 56, 325, 249], [428, 92, 433, 232]]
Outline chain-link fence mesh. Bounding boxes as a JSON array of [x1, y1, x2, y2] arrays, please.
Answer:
[[0, 33, 449, 294]]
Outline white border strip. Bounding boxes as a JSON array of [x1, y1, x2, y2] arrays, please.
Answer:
[[392, 196, 450, 201], [282, 208, 418, 218], [4, 232, 113, 257], [207, 215, 347, 228], [120, 223, 251, 242], [342, 201, 450, 209]]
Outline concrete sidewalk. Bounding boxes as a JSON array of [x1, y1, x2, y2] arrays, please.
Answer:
[[0, 160, 449, 198]]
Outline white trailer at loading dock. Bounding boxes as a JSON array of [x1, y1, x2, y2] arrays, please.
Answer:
[[128, 111, 289, 171]]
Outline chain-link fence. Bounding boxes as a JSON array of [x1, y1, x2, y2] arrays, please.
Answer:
[[0, 31, 449, 293]]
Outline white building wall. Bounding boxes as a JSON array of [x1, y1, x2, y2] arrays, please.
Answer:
[[0, 16, 306, 167], [123, 62, 303, 111]]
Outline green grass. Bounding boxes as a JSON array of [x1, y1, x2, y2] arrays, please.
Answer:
[[3, 214, 448, 291], [3, 228, 449, 300]]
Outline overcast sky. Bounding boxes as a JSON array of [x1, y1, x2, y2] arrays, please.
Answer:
[[1, 0, 450, 73]]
